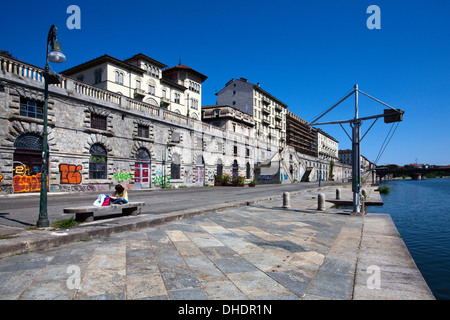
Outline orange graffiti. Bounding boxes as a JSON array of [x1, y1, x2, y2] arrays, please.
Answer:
[[59, 164, 82, 184], [0, 174, 3, 191], [13, 173, 42, 193]]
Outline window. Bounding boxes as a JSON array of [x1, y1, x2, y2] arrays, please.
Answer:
[[137, 124, 149, 138], [91, 114, 107, 131], [171, 154, 181, 180], [246, 162, 251, 179], [20, 97, 44, 119], [136, 80, 141, 89], [233, 145, 238, 156], [89, 144, 107, 179], [190, 98, 198, 110], [148, 85, 155, 95], [174, 93, 180, 104], [115, 71, 123, 84], [162, 90, 166, 98], [94, 69, 102, 84]]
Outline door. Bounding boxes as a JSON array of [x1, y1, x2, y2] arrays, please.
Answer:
[[134, 162, 150, 189], [13, 149, 45, 193], [194, 166, 204, 186]]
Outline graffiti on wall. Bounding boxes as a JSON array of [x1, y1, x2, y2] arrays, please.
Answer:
[[59, 164, 82, 184], [153, 175, 170, 188], [113, 170, 133, 182], [0, 173, 3, 191], [13, 162, 43, 193]]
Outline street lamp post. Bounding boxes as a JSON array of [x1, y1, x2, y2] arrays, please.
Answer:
[[37, 25, 66, 228]]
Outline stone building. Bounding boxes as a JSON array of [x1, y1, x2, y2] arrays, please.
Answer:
[[0, 56, 276, 194]]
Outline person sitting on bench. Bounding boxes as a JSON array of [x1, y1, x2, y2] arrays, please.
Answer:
[[110, 184, 128, 205]]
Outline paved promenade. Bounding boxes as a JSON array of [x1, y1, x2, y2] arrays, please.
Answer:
[[0, 186, 434, 300]]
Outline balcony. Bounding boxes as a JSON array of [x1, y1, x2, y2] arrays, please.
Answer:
[[262, 105, 271, 114], [262, 117, 271, 125], [275, 122, 283, 130], [262, 96, 270, 105], [160, 97, 170, 107], [134, 88, 146, 99], [275, 113, 282, 121]]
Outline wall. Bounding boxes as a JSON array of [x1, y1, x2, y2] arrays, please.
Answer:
[[0, 56, 279, 194]]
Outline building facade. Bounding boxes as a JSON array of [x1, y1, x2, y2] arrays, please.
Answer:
[[216, 78, 287, 151], [61, 54, 207, 120], [316, 128, 339, 161], [286, 110, 317, 157], [0, 56, 276, 194]]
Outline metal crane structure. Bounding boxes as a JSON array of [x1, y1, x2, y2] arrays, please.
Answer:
[[308, 84, 404, 215]]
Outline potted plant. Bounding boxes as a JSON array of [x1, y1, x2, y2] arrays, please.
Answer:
[[231, 177, 240, 186], [214, 174, 223, 186], [238, 175, 246, 186], [248, 179, 257, 187], [222, 173, 231, 186]]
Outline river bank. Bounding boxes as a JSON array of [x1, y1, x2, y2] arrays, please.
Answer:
[[367, 178, 450, 300]]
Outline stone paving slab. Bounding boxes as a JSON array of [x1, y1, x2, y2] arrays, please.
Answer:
[[0, 186, 434, 300]]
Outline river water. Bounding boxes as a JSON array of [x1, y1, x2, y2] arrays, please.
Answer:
[[367, 178, 450, 300]]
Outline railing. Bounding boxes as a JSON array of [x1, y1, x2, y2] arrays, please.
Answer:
[[0, 56, 191, 127]]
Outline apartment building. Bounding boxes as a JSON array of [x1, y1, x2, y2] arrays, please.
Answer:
[[216, 78, 287, 151], [61, 53, 207, 120], [286, 110, 317, 157], [316, 128, 339, 161]]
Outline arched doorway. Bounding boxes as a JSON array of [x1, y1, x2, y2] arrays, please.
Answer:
[[13, 133, 47, 193], [134, 148, 151, 189]]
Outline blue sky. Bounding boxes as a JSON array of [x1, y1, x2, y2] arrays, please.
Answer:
[[1, 0, 449, 165]]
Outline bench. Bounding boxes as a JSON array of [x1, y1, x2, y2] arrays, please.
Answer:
[[63, 202, 145, 222]]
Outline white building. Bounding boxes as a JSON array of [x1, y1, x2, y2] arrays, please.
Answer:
[[61, 53, 207, 120], [215, 78, 287, 151], [316, 129, 339, 161]]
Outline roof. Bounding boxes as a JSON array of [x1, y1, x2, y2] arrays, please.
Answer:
[[124, 53, 167, 69], [61, 54, 144, 75], [163, 64, 208, 82]]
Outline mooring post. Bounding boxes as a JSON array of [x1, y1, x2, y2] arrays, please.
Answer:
[[336, 188, 341, 200], [318, 193, 326, 211], [282, 192, 290, 209]]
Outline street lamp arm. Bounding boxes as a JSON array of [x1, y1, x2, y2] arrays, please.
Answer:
[[46, 25, 58, 65]]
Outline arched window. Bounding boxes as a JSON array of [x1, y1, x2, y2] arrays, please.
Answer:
[[89, 144, 107, 179], [136, 148, 150, 161], [171, 154, 181, 180], [14, 133, 43, 150]]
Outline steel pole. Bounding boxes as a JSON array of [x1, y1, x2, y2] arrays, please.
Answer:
[[352, 85, 362, 214], [37, 63, 50, 227]]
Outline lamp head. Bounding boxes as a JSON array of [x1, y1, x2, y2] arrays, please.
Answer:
[[48, 39, 66, 63]]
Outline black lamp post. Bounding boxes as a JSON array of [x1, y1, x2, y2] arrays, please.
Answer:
[[37, 25, 66, 228]]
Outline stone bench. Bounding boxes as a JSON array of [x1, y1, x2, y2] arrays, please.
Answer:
[[63, 202, 145, 222]]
